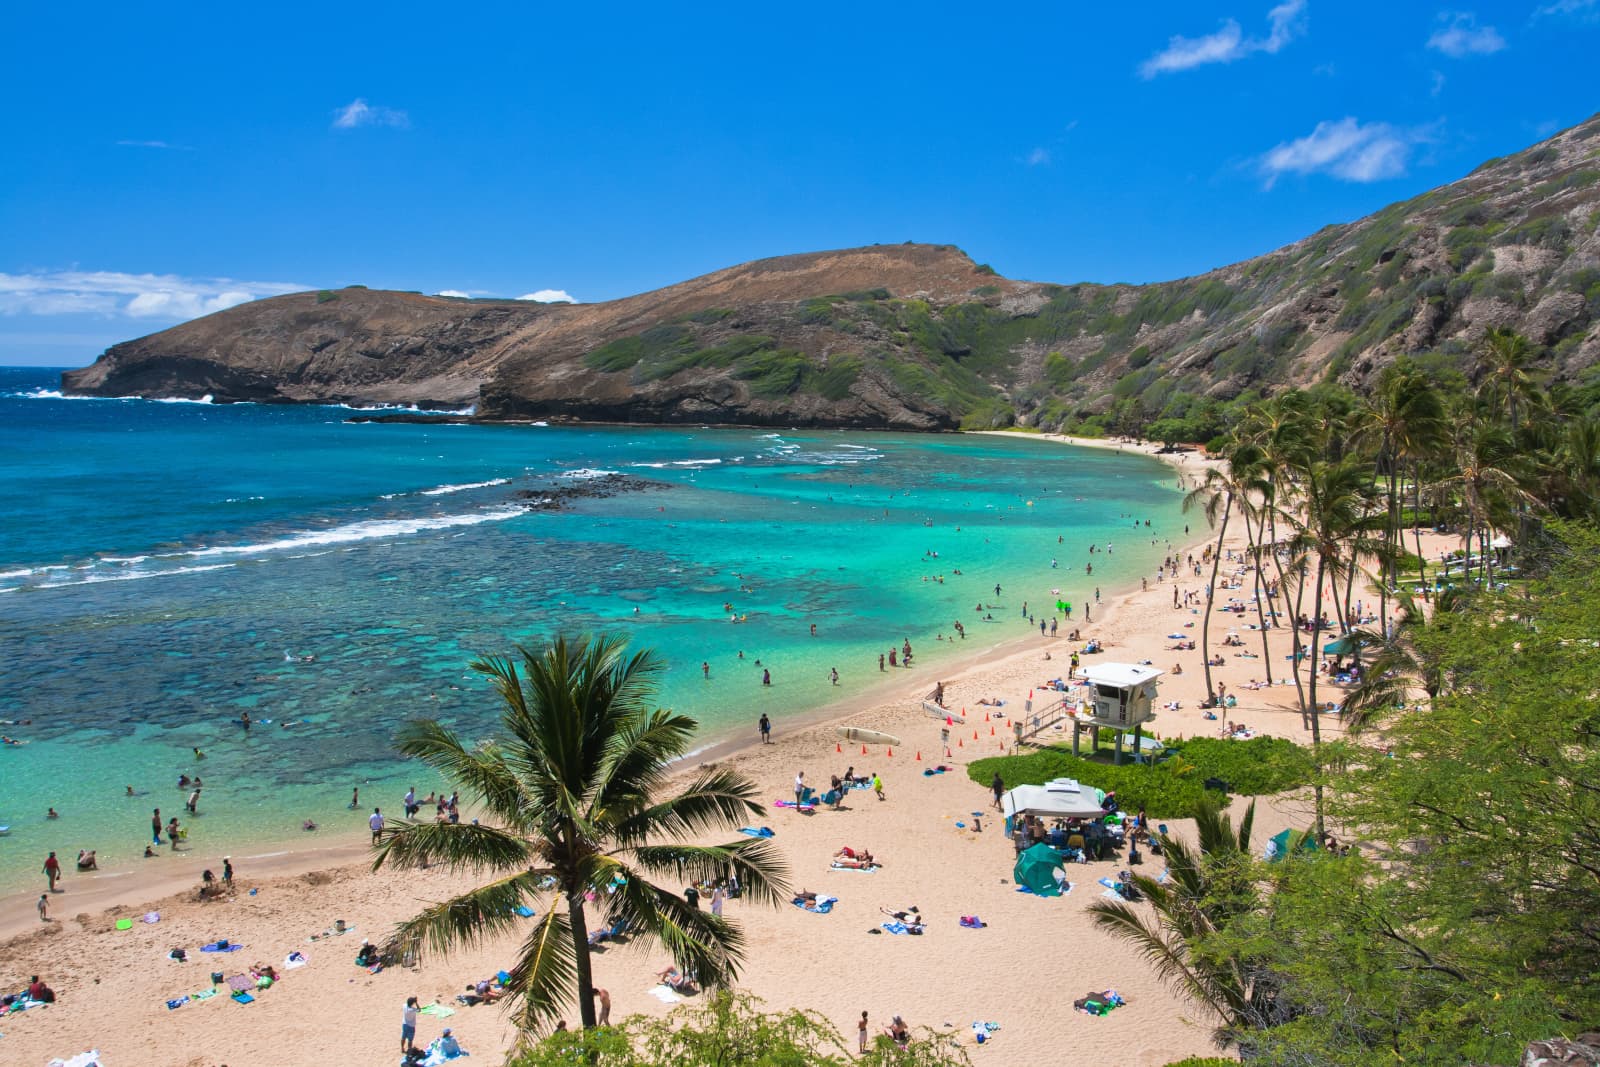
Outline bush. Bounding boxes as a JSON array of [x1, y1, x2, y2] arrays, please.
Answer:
[[1163, 737, 1314, 795], [967, 737, 1313, 819], [315, 290, 339, 304], [967, 748, 1215, 820]]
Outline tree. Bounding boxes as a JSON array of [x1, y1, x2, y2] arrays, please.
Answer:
[[373, 634, 789, 1035], [504, 992, 974, 1067], [1184, 442, 1264, 703], [1088, 801, 1265, 1048]]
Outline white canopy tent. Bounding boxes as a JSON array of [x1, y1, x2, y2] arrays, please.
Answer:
[[1001, 777, 1108, 820]]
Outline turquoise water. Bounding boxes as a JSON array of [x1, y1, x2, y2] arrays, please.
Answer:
[[0, 366, 1186, 889]]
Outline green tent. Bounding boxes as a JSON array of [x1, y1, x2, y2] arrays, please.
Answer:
[[1013, 842, 1067, 896], [1266, 828, 1320, 862], [1323, 634, 1361, 656]]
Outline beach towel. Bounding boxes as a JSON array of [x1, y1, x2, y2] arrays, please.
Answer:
[[737, 826, 774, 838], [828, 863, 879, 873], [226, 974, 254, 993], [46, 1052, 102, 1067], [921, 767, 948, 776], [647, 985, 683, 1004], [959, 915, 986, 929], [166, 995, 189, 1010], [970, 1021, 1001, 1044], [880, 921, 911, 935], [1015, 882, 1072, 896], [283, 952, 308, 970], [230, 991, 254, 1004], [792, 895, 837, 914], [419, 1003, 455, 1018], [419, 1048, 471, 1067], [772, 800, 815, 812], [191, 989, 219, 1001], [513, 905, 535, 917], [200, 940, 242, 953]]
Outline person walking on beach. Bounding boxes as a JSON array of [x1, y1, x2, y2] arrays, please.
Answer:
[[592, 987, 611, 1026], [991, 772, 1005, 811], [759, 713, 771, 744], [370, 807, 385, 843], [873, 773, 885, 801], [222, 856, 234, 886], [794, 771, 806, 807], [710, 883, 724, 917], [38, 894, 50, 922], [859, 1010, 870, 1054], [151, 807, 163, 847], [401, 995, 419, 1054], [42, 851, 60, 891]]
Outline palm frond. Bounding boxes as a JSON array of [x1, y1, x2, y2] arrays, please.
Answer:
[[392, 718, 530, 826], [505, 906, 578, 1035], [371, 817, 535, 875], [382, 869, 545, 961], [622, 840, 790, 908], [608, 769, 766, 846]]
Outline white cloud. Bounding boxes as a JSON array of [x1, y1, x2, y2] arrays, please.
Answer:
[[1426, 12, 1506, 57], [0, 270, 306, 320], [331, 98, 410, 130], [1139, 0, 1306, 78], [516, 290, 578, 304], [1026, 147, 1051, 166], [116, 140, 178, 149], [1536, 0, 1598, 17], [1430, 70, 1447, 96], [1258, 117, 1423, 187], [436, 290, 472, 298]]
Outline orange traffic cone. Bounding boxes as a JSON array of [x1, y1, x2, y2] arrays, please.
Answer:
[[946, 715, 952, 727], [991, 725, 996, 736], [861, 744, 867, 755], [984, 711, 990, 722], [836, 742, 841, 753], [973, 730, 979, 740], [958, 738, 964, 748], [887, 747, 893, 757], [915, 750, 921, 761], [945, 747, 952, 757]]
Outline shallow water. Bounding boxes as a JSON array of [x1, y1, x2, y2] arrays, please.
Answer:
[[0, 366, 1187, 889]]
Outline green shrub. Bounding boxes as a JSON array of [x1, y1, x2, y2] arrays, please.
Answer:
[[975, 263, 998, 276], [972, 285, 1002, 298], [315, 290, 339, 304], [967, 749, 1215, 820], [1163, 737, 1315, 795]]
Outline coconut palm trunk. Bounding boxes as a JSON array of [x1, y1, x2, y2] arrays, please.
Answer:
[[1200, 493, 1232, 703]]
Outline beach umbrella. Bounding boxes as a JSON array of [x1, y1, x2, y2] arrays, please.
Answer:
[[1490, 534, 1513, 549], [1013, 842, 1068, 896]]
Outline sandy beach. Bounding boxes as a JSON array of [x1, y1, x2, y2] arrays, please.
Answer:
[[0, 433, 1449, 1067]]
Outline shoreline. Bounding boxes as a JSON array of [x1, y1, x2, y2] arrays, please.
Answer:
[[0, 432, 1212, 938]]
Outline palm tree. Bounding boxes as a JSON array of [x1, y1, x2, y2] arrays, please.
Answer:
[[1357, 361, 1445, 633], [1337, 587, 1466, 731], [1436, 419, 1534, 589], [1185, 443, 1264, 704], [1478, 327, 1541, 436], [1287, 456, 1379, 839], [1088, 801, 1264, 1046], [373, 634, 789, 1034]]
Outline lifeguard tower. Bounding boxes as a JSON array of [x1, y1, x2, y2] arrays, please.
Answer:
[[1072, 663, 1163, 763]]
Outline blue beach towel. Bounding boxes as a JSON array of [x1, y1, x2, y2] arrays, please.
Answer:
[[793, 895, 837, 914], [166, 996, 189, 1010], [880, 921, 910, 935], [513, 906, 535, 917], [201, 941, 243, 953], [737, 826, 775, 838]]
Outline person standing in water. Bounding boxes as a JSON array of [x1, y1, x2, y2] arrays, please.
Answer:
[[759, 713, 771, 744], [151, 808, 163, 847], [42, 851, 60, 891]]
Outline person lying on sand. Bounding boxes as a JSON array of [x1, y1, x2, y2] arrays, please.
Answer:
[[880, 907, 925, 933], [834, 846, 875, 864], [832, 855, 880, 870], [656, 966, 697, 993]]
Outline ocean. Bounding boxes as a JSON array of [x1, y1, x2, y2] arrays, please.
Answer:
[[0, 365, 1186, 889]]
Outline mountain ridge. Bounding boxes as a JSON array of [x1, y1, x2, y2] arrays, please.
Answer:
[[63, 113, 1600, 433]]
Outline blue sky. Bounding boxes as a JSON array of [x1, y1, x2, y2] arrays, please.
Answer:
[[2, 1, 1595, 367]]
